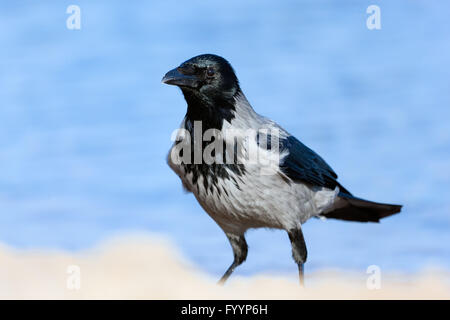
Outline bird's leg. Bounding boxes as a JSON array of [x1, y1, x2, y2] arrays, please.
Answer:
[[288, 227, 308, 287], [218, 233, 248, 285]]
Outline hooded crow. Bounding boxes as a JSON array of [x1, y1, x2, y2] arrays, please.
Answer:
[[162, 54, 402, 286]]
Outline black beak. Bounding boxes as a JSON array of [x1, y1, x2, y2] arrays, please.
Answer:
[[161, 67, 199, 88]]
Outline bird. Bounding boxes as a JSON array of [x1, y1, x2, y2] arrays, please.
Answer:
[[162, 54, 402, 286]]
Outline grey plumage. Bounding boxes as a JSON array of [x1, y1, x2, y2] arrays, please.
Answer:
[[162, 54, 402, 285]]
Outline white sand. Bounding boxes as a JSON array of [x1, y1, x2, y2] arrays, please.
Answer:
[[0, 235, 448, 299]]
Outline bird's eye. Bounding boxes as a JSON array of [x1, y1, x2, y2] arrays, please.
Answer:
[[206, 67, 215, 77]]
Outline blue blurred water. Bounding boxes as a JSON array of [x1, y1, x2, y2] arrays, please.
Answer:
[[0, 1, 449, 277]]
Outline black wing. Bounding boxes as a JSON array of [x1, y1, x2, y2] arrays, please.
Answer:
[[278, 135, 351, 195], [258, 133, 402, 222]]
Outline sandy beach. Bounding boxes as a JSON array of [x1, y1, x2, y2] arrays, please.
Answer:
[[1, 235, 448, 300]]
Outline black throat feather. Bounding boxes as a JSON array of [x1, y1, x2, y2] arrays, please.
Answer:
[[179, 88, 245, 195], [182, 88, 237, 132]]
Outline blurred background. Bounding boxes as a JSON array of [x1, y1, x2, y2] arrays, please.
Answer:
[[0, 0, 449, 279]]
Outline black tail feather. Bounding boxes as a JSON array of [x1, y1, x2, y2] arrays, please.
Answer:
[[325, 192, 402, 223]]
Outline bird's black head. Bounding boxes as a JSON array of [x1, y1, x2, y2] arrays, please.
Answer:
[[162, 54, 241, 130], [162, 54, 240, 97]]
